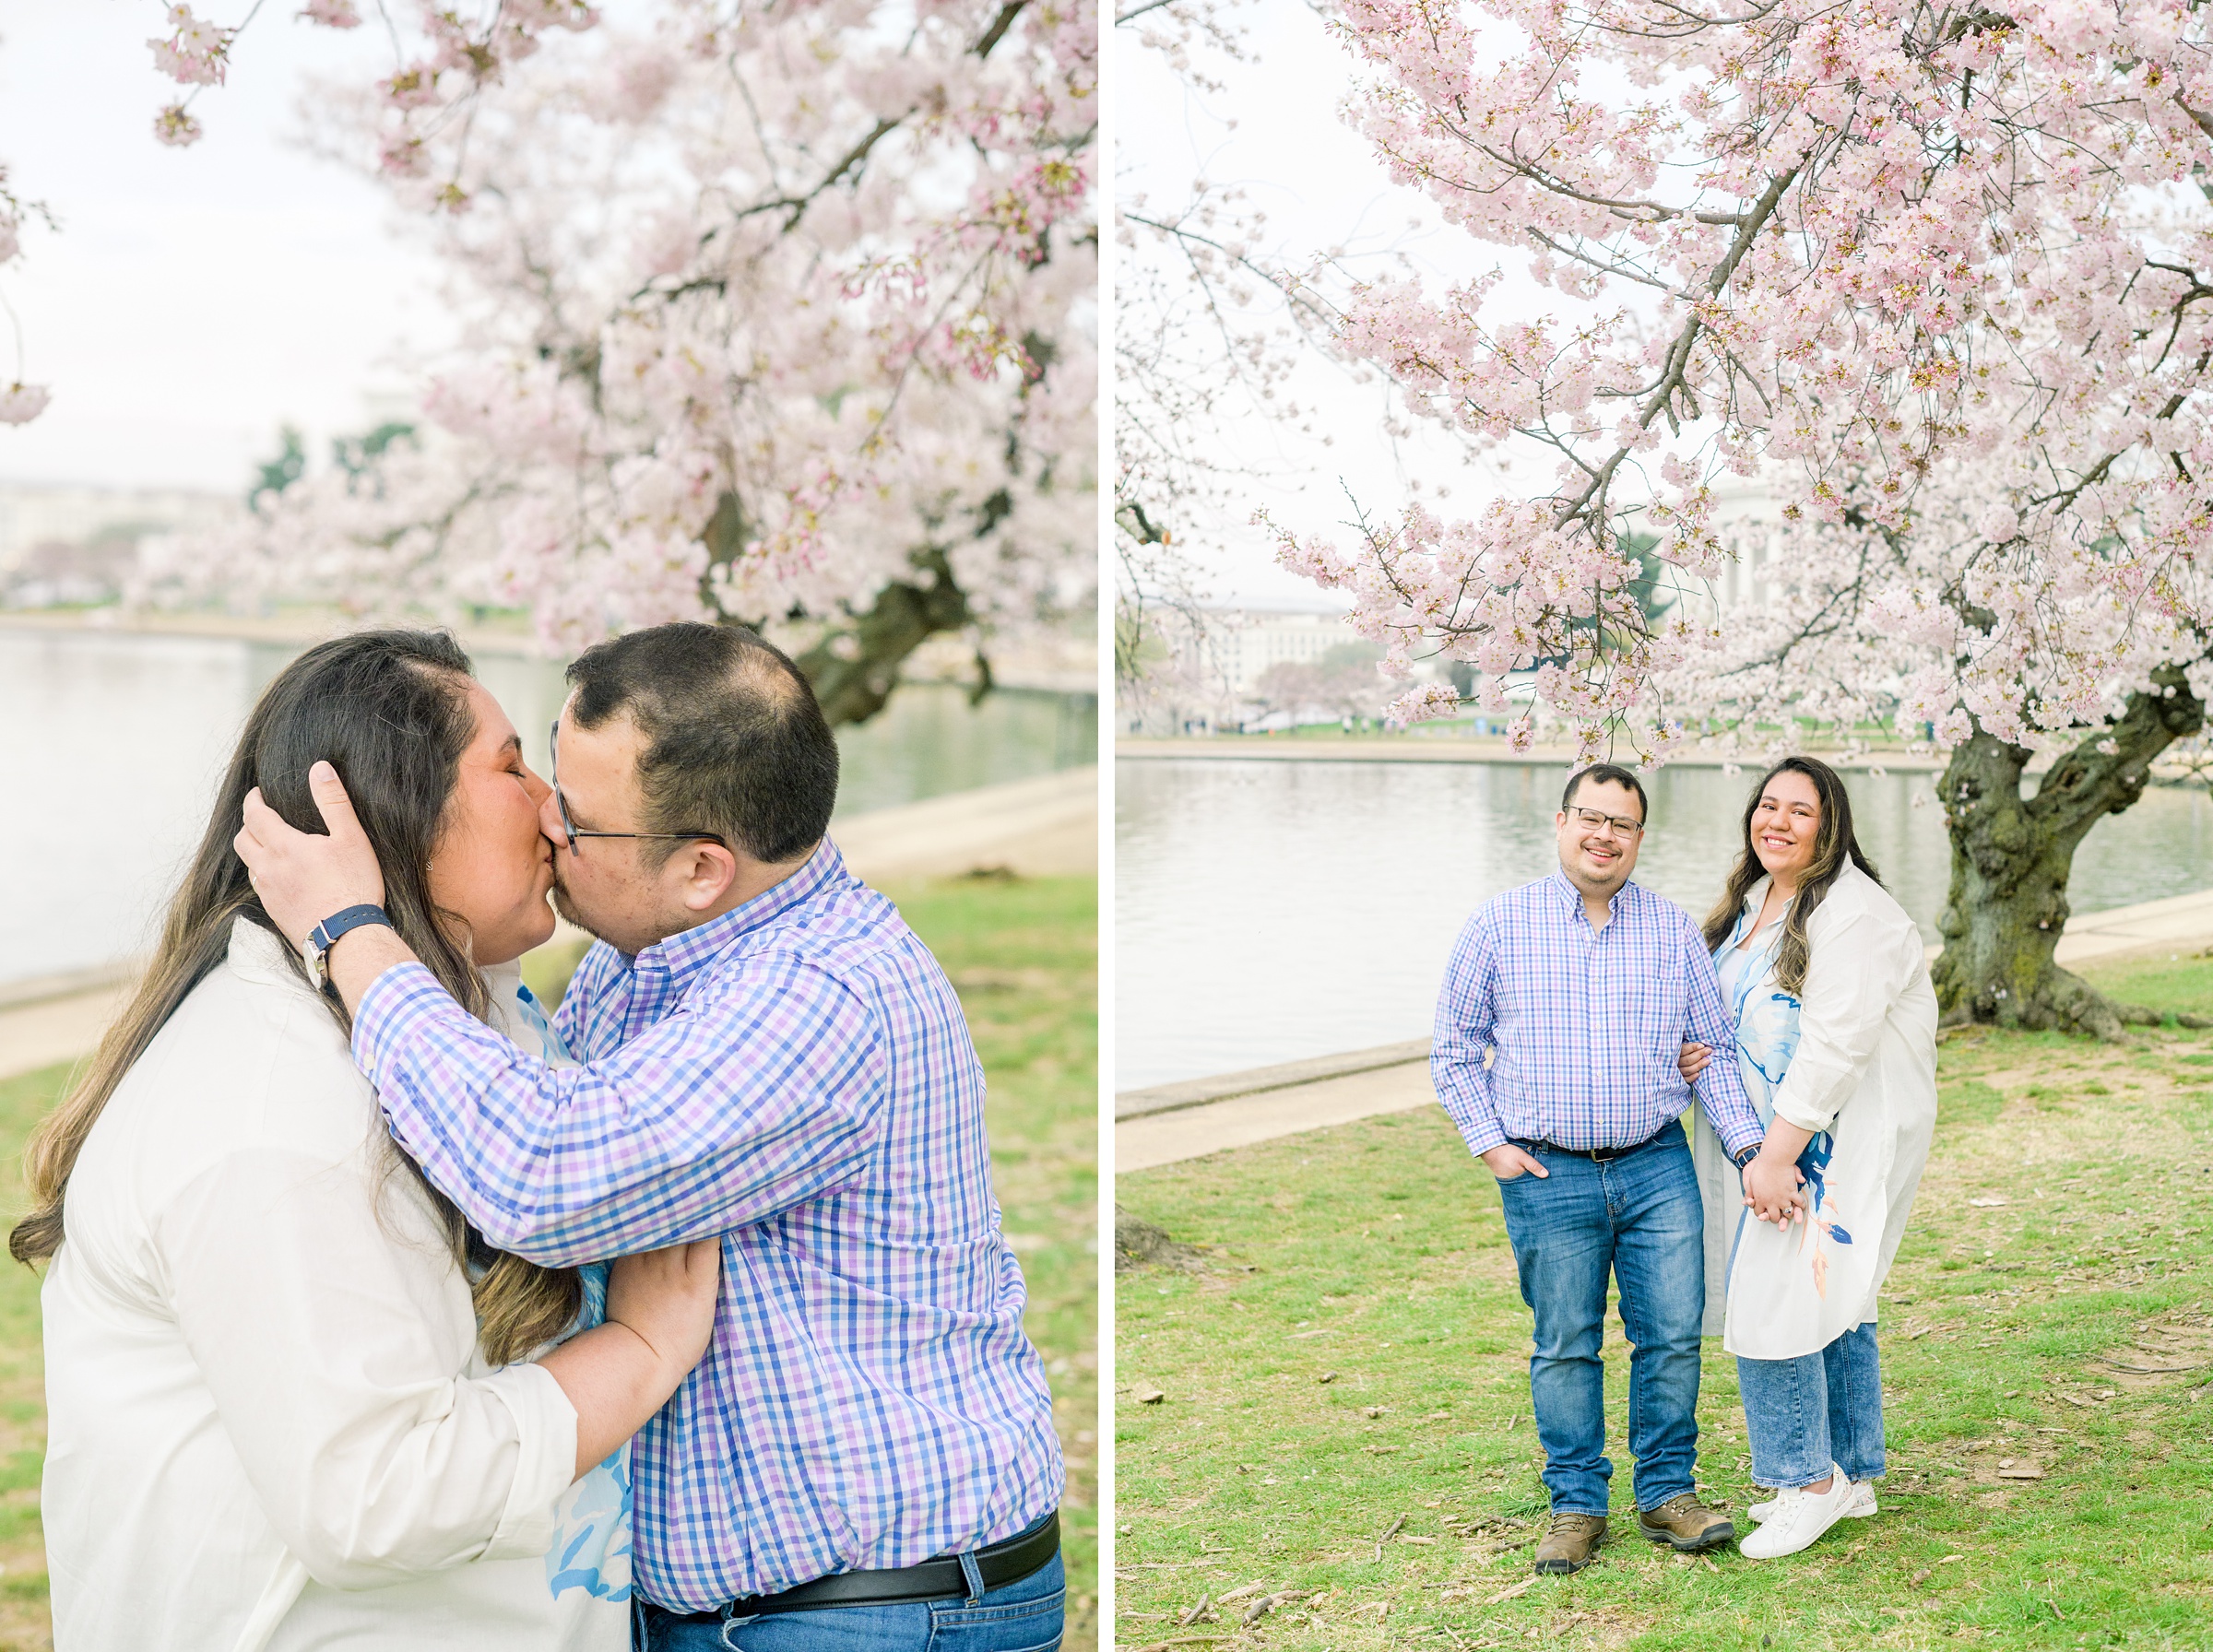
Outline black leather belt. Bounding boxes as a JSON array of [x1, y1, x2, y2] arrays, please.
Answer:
[[1511, 1119, 1676, 1163], [663, 1510, 1059, 1619]]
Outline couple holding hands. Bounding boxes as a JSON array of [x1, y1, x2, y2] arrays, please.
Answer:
[[24, 623, 1064, 1651], [1434, 756, 1939, 1572]]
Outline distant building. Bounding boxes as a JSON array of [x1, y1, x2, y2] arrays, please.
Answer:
[[1182, 606, 1361, 694], [0, 483, 235, 608]]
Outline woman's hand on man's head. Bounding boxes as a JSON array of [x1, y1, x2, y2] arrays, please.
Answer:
[[235, 761, 386, 946]]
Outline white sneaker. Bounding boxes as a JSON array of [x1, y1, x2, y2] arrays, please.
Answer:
[[1738, 1466, 1858, 1560], [1749, 1480, 1876, 1524]]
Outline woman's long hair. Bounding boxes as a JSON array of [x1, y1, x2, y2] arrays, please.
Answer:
[[1701, 755, 1884, 997], [10, 630, 580, 1363]]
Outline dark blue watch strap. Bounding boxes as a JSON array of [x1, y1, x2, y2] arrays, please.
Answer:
[[310, 903, 393, 952]]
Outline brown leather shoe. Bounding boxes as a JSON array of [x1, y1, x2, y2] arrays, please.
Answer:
[[1637, 1493, 1734, 1552], [1533, 1511, 1607, 1574]]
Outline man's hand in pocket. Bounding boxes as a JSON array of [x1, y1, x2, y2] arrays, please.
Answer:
[[1481, 1143, 1548, 1183]]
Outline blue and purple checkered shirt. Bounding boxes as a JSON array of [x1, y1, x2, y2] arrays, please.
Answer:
[[1432, 870, 1764, 1160], [353, 841, 1063, 1611]]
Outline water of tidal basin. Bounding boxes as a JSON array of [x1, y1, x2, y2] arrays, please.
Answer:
[[1115, 756, 2213, 1092], [0, 625, 1095, 990]]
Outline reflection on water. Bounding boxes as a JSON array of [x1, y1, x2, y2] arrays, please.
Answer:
[[1, 627, 1094, 988], [1115, 757, 2213, 1091]]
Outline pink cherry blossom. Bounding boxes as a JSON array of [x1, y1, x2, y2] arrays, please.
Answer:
[[0, 384, 52, 426], [158, 0, 1096, 672], [1265, 0, 2213, 763], [148, 6, 231, 87], [151, 103, 204, 147]]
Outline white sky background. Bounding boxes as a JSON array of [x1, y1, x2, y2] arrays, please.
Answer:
[[0, 3, 450, 492], [1118, 0, 1535, 610]]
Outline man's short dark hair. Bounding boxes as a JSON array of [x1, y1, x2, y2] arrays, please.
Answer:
[[1562, 761, 1649, 822], [567, 621, 838, 864]]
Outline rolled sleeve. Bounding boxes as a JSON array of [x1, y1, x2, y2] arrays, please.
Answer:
[[1433, 915, 1509, 1158]]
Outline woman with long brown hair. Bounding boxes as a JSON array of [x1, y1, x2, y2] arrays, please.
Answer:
[[21, 630, 718, 1650], [1684, 756, 1938, 1562]]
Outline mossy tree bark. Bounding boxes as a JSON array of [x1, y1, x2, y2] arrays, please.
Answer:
[[1930, 665, 2206, 1039], [697, 489, 1004, 728]]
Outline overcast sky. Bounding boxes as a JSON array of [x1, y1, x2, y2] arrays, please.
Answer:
[[1118, 0, 1517, 609], [0, 3, 449, 494]]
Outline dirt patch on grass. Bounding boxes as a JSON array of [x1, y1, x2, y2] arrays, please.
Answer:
[[1117, 1209, 1226, 1273]]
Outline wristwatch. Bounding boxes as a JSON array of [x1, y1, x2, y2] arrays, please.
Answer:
[[304, 903, 394, 993], [1733, 1144, 1760, 1170]]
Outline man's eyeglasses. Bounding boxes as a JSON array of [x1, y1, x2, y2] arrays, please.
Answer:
[[549, 718, 727, 855], [1566, 806, 1646, 838]]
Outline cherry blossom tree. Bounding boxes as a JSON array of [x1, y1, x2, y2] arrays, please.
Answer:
[[13, 4, 1097, 726], [1266, 0, 2213, 1034]]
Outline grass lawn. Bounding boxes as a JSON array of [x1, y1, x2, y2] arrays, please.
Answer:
[[0, 872, 1096, 1651], [1114, 952, 2213, 1651]]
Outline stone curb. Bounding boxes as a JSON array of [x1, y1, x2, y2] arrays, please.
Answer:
[[1115, 1038, 1431, 1120]]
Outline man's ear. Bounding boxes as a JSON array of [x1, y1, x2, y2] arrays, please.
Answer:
[[676, 841, 741, 911]]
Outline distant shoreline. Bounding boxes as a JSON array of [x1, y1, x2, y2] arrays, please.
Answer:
[[1116, 735, 1953, 773], [0, 609, 1099, 697]]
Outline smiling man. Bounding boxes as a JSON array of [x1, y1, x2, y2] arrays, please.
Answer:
[[1431, 763, 1766, 1575], [234, 621, 1064, 1651]]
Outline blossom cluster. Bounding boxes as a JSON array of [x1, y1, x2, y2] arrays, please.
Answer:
[[1284, 0, 2213, 760], [146, 4, 237, 147], [171, 0, 1097, 666]]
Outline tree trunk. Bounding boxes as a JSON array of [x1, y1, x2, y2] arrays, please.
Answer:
[[1930, 666, 2205, 1038], [696, 488, 993, 728], [789, 544, 980, 728]]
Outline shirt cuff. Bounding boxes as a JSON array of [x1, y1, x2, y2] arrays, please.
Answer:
[[1441, 1100, 1509, 1158], [477, 1363, 580, 1561], [351, 961, 456, 1092], [1709, 1104, 1764, 1161]]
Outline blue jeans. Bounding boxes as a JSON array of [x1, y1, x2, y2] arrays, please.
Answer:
[[633, 1547, 1064, 1652], [1493, 1121, 1706, 1516], [1736, 1320, 1885, 1490]]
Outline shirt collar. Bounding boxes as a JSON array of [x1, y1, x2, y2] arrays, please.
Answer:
[[633, 836, 849, 986], [1547, 867, 1636, 920]]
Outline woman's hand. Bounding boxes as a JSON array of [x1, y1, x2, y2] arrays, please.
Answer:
[[607, 1240, 722, 1383], [1678, 1042, 1712, 1084], [1741, 1149, 1806, 1228], [539, 1239, 721, 1479]]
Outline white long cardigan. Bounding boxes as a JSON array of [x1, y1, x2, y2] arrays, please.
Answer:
[[41, 919, 624, 1652], [1691, 859, 1940, 1361]]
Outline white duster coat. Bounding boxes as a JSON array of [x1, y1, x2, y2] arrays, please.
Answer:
[[41, 918, 627, 1652], [1692, 859, 1940, 1361]]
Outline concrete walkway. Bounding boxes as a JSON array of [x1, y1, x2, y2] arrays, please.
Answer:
[[1118, 884, 2213, 1174], [0, 766, 1098, 1083]]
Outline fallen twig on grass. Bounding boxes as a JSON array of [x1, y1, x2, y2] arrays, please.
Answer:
[[1375, 1512, 1406, 1559], [2101, 1359, 2211, 1374], [1176, 1594, 1213, 1627]]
